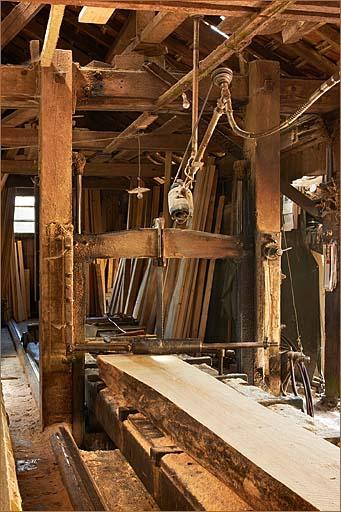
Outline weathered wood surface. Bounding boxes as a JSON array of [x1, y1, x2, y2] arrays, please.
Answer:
[[39, 50, 73, 427], [1, 65, 339, 114], [10, 0, 340, 23], [98, 355, 340, 512], [0, 383, 22, 512], [74, 229, 242, 261], [244, 60, 281, 393], [163, 229, 242, 259]]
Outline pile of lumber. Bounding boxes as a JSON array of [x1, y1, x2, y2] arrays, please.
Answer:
[[108, 159, 225, 339], [82, 189, 122, 316], [9, 240, 30, 322], [107, 183, 163, 320]]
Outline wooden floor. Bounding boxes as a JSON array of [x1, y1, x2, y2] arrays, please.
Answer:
[[1, 328, 73, 511], [98, 354, 340, 512]]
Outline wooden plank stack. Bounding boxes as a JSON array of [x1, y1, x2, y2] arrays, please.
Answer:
[[108, 159, 225, 339], [108, 183, 162, 318], [9, 240, 30, 322], [82, 189, 122, 316]]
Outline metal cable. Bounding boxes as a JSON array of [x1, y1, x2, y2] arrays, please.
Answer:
[[225, 72, 340, 140]]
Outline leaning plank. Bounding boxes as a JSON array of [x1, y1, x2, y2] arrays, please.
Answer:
[[98, 355, 340, 512], [40, 5, 65, 67], [78, 7, 115, 24]]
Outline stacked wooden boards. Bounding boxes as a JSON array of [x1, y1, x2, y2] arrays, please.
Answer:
[[9, 240, 30, 322], [81, 189, 123, 316], [108, 183, 162, 319], [109, 160, 225, 338], [98, 354, 340, 512]]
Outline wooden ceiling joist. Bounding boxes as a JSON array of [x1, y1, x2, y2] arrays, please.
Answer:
[[1, 159, 168, 177], [10, 1, 340, 23], [78, 6, 115, 24], [40, 5, 65, 67], [123, 11, 188, 54], [1, 127, 223, 153], [104, 112, 158, 153], [1, 2, 44, 50], [1, 109, 37, 127], [155, 0, 296, 109]]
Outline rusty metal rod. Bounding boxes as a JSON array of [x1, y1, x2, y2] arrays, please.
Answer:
[[70, 339, 273, 354]]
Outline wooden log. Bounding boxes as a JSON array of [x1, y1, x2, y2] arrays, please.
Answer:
[[98, 354, 340, 512]]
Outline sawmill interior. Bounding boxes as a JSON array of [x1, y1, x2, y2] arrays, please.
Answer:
[[1, 1, 340, 511]]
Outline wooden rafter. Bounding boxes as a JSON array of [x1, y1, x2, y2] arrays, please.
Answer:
[[9, 1, 341, 23], [78, 6, 115, 24], [155, 0, 296, 109], [1, 2, 44, 49], [1, 127, 223, 153], [40, 5, 65, 67], [123, 11, 188, 54], [104, 112, 158, 153]]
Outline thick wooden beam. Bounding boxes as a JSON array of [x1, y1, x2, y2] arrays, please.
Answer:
[[0, 159, 169, 177], [10, 1, 341, 23], [1, 2, 44, 49], [97, 354, 340, 512], [1, 127, 223, 152], [123, 11, 188, 53], [78, 6, 115, 24], [244, 60, 281, 394], [40, 5, 65, 67], [74, 229, 242, 260], [163, 229, 242, 259], [280, 179, 321, 218], [39, 50, 73, 428], [1, 65, 339, 114], [156, 0, 295, 109], [74, 230, 158, 260], [104, 112, 158, 153]]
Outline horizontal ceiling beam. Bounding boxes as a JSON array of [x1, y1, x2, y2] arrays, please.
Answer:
[[1, 127, 224, 152], [1, 65, 339, 114], [9, 1, 340, 23], [1, 159, 169, 177]]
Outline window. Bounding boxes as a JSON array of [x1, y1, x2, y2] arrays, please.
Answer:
[[14, 196, 35, 234]]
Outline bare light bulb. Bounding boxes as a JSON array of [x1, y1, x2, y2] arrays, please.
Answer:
[[182, 92, 190, 109]]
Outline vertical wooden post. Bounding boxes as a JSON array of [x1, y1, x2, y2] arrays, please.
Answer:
[[244, 60, 281, 395], [324, 122, 340, 404], [39, 50, 73, 428]]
